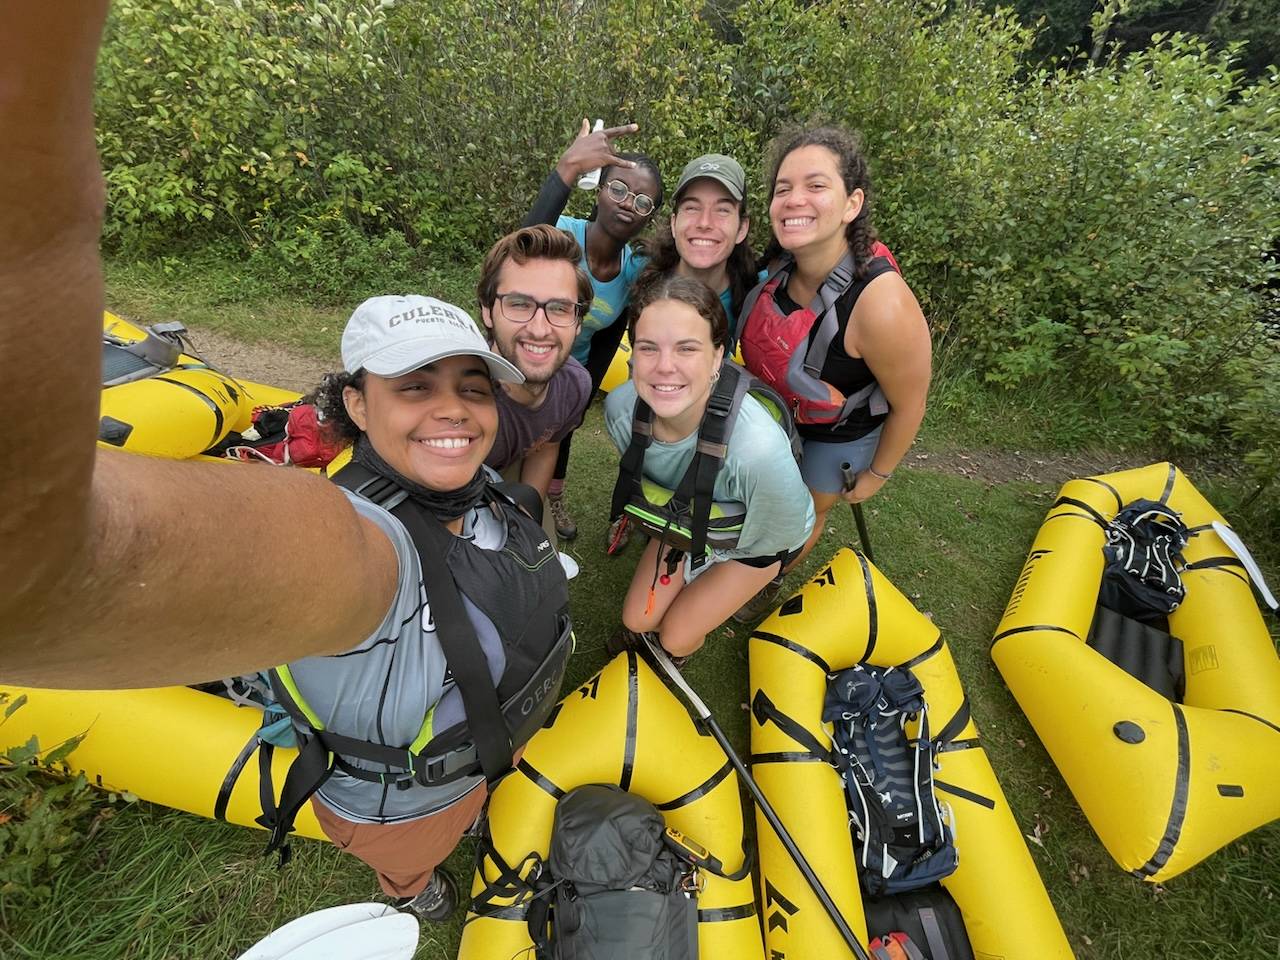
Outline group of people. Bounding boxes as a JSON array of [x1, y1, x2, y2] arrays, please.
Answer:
[[0, 5, 930, 935]]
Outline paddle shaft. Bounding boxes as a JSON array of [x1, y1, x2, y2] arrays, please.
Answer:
[[840, 463, 876, 563], [638, 636, 870, 960]]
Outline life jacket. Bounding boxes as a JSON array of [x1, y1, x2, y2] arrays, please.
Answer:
[[608, 361, 801, 574], [219, 461, 573, 859], [735, 243, 899, 427], [222, 402, 346, 469]]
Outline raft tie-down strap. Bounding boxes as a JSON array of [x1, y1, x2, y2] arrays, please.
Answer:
[[1132, 702, 1191, 878], [468, 835, 548, 921], [517, 758, 566, 800], [933, 698, 972, 749], [934, 780, 996, 810], [1158, 463, 1177, 504], [1081, 476, 1125, 513], [989, 623, 1079, 652], [901, 636, 944, 671], [1049, 496, 1110, 529], [751, 689, 836, 766], [698, 903, 758, 923], [918, 906, 952, 960], [620, 650, 640, 792], [751, 630, 831, 673], [1183, 556, 1249, 585], [1222, 709, 1280, 735], [656, 760, 733, 811], [856, 551, 880, 660]]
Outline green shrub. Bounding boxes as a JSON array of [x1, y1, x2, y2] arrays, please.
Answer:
[[0, 695, 98, 907]]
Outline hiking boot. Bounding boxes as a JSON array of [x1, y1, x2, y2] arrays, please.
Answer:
[[731, 575, 785, 625], [605, 515, 633, 555], [548, 493, 577, 541], [397, 867, 459, 923]]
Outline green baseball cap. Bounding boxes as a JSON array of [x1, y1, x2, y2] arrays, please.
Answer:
[[673, 154, 746, 202]]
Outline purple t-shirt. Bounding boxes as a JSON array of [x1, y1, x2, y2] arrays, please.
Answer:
[[486, 357, 592, 471]]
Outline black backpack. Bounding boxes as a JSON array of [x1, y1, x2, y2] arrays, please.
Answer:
[[471, 784, 750, 959], [1099, 499, 1190, 623], [822, 665, 959, 897]]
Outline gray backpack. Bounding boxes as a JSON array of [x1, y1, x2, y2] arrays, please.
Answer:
[[519, 784, 748, 960]]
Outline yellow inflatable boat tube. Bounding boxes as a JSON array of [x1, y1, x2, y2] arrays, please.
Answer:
[[459, 652, 764, 960], [992, 462, 1280, 882], [101, 312, 299, 459], [750, 548, 1074, 959], [0, 683, 323, 840]]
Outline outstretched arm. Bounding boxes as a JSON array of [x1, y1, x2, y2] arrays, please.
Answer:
[[522, 119, 638, 227], [0, 4, 397, 689]]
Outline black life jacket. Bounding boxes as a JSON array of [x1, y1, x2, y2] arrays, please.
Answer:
[[607, 361, 801, 574], [221, 461, 573, 859]]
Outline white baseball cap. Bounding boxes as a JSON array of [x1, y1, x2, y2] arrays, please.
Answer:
[[341, 294, 523, 383]]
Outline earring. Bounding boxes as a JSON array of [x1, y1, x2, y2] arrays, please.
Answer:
[[710, 369, 721, 384]]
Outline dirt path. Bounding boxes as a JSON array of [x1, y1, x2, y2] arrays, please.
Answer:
[[182, 322, 1184, 490]]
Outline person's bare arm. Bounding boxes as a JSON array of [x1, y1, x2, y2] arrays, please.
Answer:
[[842, 274, 932, 503], [518, 441, 560, 499], [0, 4, 396, 689]]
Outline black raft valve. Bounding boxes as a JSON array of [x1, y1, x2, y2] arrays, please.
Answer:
[[1113, 720, 1146, 744]]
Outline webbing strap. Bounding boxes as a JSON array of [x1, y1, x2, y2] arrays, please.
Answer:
[[394, 503, 513, 785], [933, 698, 971, 749], [686, 365, 749, 569], [610, 402, 655, 523], [262, 732, 334, 860], [751, 689, 835, 766], [918, 907, 951, 960], [804, 251, 858, 380]]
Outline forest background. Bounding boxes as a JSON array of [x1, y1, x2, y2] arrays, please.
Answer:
[[3, 0, 1279, 958]]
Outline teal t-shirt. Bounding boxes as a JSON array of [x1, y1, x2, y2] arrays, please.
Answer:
[[605, 380, 815, 565], [557, 216, 647, 364]]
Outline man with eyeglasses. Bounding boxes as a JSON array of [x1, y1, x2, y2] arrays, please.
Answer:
[[476, 226, 594, 518]]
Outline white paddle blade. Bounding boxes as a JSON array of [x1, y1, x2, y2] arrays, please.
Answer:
[[1212, 521, 1278, 610], [238, 903, 417, 960]]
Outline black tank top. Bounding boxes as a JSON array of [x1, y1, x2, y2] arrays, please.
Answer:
[[775, 256, 897, 443]]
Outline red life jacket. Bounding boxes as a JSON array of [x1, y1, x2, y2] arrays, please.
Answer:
[[736, 243, 899, 427]]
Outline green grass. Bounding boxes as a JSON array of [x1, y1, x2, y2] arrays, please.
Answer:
[[4, 260, 1274, 958]]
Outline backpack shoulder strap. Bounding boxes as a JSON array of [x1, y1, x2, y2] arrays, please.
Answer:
[[332, 460, 514, 784], [609, 395, 656, 523], [681, 363, 750, 571], [803, 250, 858, 380]]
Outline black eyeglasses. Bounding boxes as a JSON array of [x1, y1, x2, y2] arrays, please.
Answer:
[[604, 179, 656, 216], [494, 292, 584, 327]]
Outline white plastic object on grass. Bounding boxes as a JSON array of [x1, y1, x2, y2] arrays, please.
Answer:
[[576, 119, 605, 189], [1211, 521, 1278, 610], [237, 903, 418, 960], [558, 551, 580, 580]]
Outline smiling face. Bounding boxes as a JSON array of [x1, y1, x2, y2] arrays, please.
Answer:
[[672, 178, 749, 274], [596, 165, 660, 243], [343, 355, 498, 491], [769, 144, 862, 259], [631, 298, 725, 438], [481, 256, 579, 388]]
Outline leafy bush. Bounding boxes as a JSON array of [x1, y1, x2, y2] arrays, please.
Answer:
[[0, 694, 98, 907], [95, 0, 1280, 491]]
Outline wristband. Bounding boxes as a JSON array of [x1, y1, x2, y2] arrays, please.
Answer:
[[867, 465, 893, 481]]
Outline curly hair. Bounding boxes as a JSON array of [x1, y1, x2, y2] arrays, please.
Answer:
[[306, 370, 366, 445], [767, 125, 881, 279], [476, 224, 593, 312], [627, 274, 728, 351]]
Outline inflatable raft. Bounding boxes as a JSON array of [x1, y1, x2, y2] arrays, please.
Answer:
[[992, 462, 1280, 882], [459, 652, 763, 959], [0, 682, 325, 840], [750, 548, 1074, 958], [101, 312, 298, 459]]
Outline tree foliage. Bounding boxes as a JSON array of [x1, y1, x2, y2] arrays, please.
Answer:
[[94, 0, 1280, 490]]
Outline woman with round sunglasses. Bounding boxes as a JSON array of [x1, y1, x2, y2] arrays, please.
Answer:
[[604, 276, 814, 664], [523, 119, 664, 541], [732, 126, 931, 622]]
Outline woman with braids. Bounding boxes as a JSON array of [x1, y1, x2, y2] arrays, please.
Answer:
[[604, 276, 814, 664], [523, 119, 664, 540], [732, 126, 931, 622]]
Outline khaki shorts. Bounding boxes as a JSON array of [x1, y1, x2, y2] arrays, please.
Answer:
[[312, 784, 487, 898]]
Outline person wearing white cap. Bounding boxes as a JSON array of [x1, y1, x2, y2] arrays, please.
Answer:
[[253, 294, 575, 922]]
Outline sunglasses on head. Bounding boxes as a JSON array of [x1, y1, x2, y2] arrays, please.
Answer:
[[604, 179, 656, 217]]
